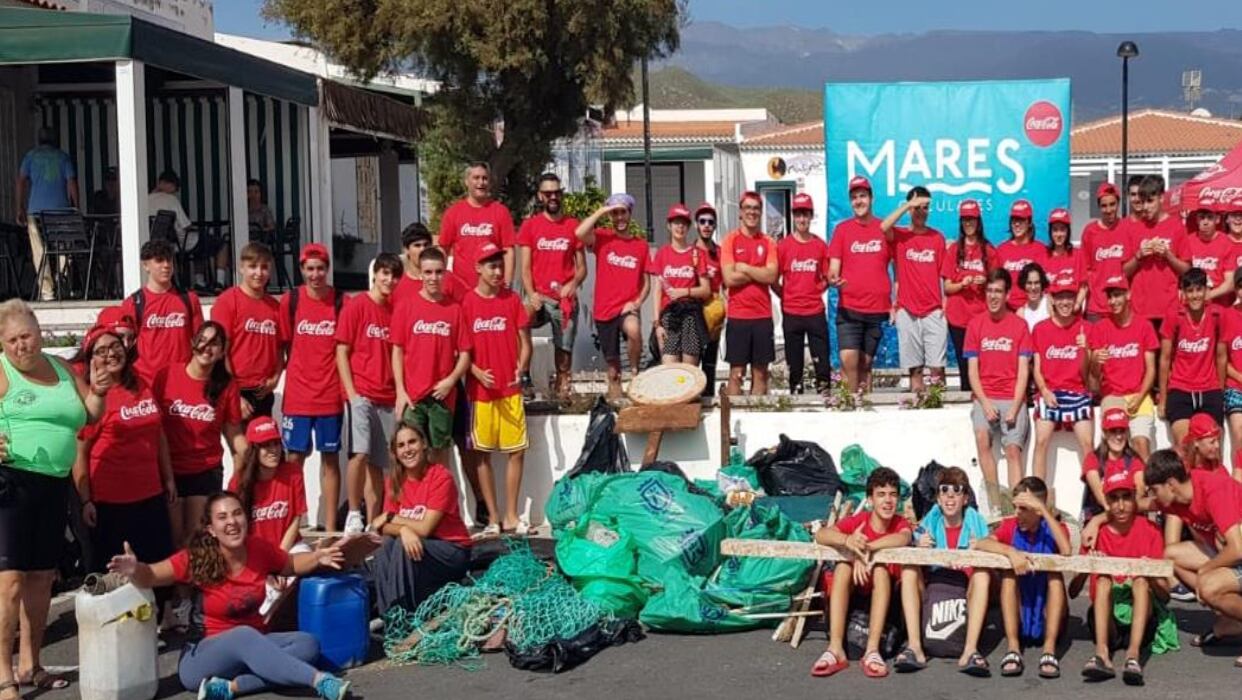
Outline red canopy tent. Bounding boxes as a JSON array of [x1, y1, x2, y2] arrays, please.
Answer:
[[1168, 140, 1242, 214]]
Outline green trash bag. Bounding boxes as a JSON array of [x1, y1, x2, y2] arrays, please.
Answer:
[[705, 504, 813, 611], [639, 567, 763, 633], [720, 464, 763, 493], [591, 472, 727, 579], [839, 444, 910, 509], [545, 472, 611, 531], [554, 517, 648, 619]]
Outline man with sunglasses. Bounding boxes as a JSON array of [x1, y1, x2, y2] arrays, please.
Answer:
[[517, 172, 586, 401], [721, 191, 778, 396], [694, 203, 725, 395]]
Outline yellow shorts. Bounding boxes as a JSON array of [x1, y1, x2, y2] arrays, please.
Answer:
[[470, 395, 528, 453]]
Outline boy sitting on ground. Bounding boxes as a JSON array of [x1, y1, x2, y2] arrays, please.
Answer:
[[974, 476, 1071, 679], [1081, 471, 1172, 687], [811, 467, 912, 679], [895, 466, 992, 676]]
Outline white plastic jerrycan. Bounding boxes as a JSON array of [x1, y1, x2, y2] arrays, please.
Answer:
[[75, 583, 158, 700]]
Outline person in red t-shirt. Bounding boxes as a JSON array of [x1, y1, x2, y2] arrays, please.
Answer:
[[462, 243, 532, 537], [1089, 275, 1159, 459], [1225, 201, 1242, 270], [828, 177, 891, 393], [651, 204, 710, 366], [575, 194, 650, 399], [1031, 279, 1093, 487], [1123, 175, 1187, 331], [437, 162, 516, 287], [722, 191, 779, 396], [942, 199, 995, 391], [1043, 208, 1087, 312], [776, 193, 831, 394], [393, 223, 467, 310], [1079, 408, 1148, 523], [1178, 205, 1236, 306], [1158, 267, 1225, 444], [694, 202, 726, 395], [811, 467, 912, 678], [964, 269, 1034, 509], [278, 243, 344, 530], [368, 423, 471, 616], [335, 253, 402, 534], [122, 239, 204, 386], [994, 200, 1048, 312], [1127, 175, 1144, 222], [107, 492, 350, 700], [210, 243, 282, 422], [1080, 471, 1167, 685], [518, 173, 585, 399], [881, 187, 948, 394], [1219, 271, 1242, 471], [1082, 183, 1133, 321]]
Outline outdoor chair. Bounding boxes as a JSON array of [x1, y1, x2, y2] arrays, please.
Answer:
[[150, 210, 193, 288], [32, 209, 94, 301], [0, 223, 29, 301], [272, 216, 301, 290]]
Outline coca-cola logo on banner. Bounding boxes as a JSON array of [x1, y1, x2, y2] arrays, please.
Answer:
[[1023, 101, 1063, 148], [244, 318, 278, 336], [169, 399, 216, 422], [296, 319, 336, 336], [119, 398, 158, 421]]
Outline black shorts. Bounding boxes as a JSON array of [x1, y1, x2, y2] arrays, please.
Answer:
[[596, 312, 637, 362], [89, 494, 174, 573], [836, 307, 888, 356], [1165, 389, 1224, 425], [452, 380, 469, 444], [239, 388, 275, 422], [724, 317, 776, 366], [174, 466, 224, 498], [0, 466, 69, 572]]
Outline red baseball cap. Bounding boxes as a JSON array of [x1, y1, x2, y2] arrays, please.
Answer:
[[245, 416, 281, 445], [792, 193, 815, 212], [1049, 208, 1071, 226], [739, 190, 762, 206], [1096, 182, 1120, 202], [667, 203, 692, 222], [1102, 470, 1136, 496], [1102, 274, 1129, 291], [82, 320, 136, 356], [1010, 200, 1033, 219], [299, 242, 330, 265], [1187, 413, 1222, 442], [476, 241, 504, 263], [1048, 278, 1077, 295], [847, 176, 872, 194], [96, 305, 135, 332], [1101, 407, 1130, 432], [693, 202, 716, 219], [958, 200, 981, 218]]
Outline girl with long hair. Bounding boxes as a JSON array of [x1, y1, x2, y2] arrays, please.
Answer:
[[942, 200, 996, 391], [1042, 209, 1087, 313], [994, 199, 1048, 312], [651, 204, 710, 365], [1080, 407, 1147, 522]]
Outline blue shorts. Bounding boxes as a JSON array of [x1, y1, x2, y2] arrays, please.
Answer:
[[281, 413, 343, 454]]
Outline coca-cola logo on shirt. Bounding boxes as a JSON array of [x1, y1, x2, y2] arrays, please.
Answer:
[[296, 319, 336, 336], [905, 248, 936, 264], [850, 240, 883, 254], [1232, 337, 1242, 352], [473, 316, 508, 333], [1045, 345, 1079, 360], [398, 505, 427, 521], [1002, 258, 1031, 272], [365, 323, 390, 340], [1094, 244, 1125, 261], [119, 398, 158, 421], [1179, 337, 1211, 354], [146, 312, 186, 329], [411, 320, 452, 337], [1192, 256, 1220, 271], [244, 318, 278, 336], [536, 237, 571, 252], [459, 222, 495, 237], [168, 399, 216, 422], [606, 251, 639, 269], [1023, 101, 1063, 148], [662, 265, 696, 280], [960, 259, 985, 273], [790, 259, 819, 273], [252, 501, 289, 522], [980, 337, 1014, 352], [1106, 342, 1140, 359]]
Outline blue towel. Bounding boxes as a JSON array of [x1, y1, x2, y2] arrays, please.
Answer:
[[1010, 520, 1059, 641], [918, 505, 989, 550]]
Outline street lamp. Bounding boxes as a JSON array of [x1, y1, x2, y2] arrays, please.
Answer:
[[1117, 41, 1139, 215]]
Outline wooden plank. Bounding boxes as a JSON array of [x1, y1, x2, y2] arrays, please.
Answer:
[[719, 391, 731, 469], [615, 404, 702, 433], [780, 491, 844, 647], [641, 431, 664, 466], [721, 538, 1173, 578]]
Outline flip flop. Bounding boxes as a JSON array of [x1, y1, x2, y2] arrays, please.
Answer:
[[16, 668, 68, 691], [861, 652, 889, 679], [1122, 658, 1144, 687], [1000, 650, 1024, 677], [892, 647, 927, 673], [959, 652, 991, 678], [473, 523, 501, 540], [1038, 653, 1061, 680], [810, 650, 848, 678], [1081, 655, 1115, 682], [1191, 630, 1242, 647]]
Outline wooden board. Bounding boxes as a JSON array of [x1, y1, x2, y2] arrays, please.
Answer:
[[627, 363, 707, 405], [615, 403, 703, 433], [721, 538, 1173, 578]]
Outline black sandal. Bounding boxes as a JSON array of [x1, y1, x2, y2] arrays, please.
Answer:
[[1191, 630, 1242, 647], [1082, 655, 1115, 682], [1122, 658, 1144, 687], [893, 647, 927, 673], [1000, 650, 1024, 677], [1038, 653, 1061, 679], [959, 652, 991, 678]]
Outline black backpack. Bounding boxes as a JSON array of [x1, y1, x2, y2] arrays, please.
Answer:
[[921, 572, 969, 658]]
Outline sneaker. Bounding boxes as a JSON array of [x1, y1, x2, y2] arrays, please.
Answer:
[[1170, 584, 1196, 602], [164, 598, 191, 632], [790, 384, 805, 396], [343, 511, 365, 535], [198, 677, 233, 700], [315, 675, 350, 700]]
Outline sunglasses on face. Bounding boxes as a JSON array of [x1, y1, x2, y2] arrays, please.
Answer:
[[92, 342, 125, 359], [539, 189, 563, 198], [938, 484, 965, 495], [697, 218, 716, 227]]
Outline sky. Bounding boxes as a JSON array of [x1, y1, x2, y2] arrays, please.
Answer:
[[213, 0, 1242, 40]]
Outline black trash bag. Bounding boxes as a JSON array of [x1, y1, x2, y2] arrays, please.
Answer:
[[911, 461, 977, 520], [846, 606, 904, 661], [639, 461, 715, 499], [506, 619, 645, 673], [746, 434, 841, 497], [567, 397, 630, 478]]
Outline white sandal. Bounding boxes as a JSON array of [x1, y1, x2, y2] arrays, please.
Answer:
[[473, 523, 501, 540]]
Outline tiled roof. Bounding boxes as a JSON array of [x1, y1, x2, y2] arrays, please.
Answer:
[[742, 121, 824, 148], [1071, 109, 1242, 157], [600, 120, 741, 145]]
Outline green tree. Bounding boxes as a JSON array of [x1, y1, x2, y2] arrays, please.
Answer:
[[264, 0, 685, 226]]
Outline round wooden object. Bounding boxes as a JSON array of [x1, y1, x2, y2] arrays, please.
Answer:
[[627, 363, 707, 405]]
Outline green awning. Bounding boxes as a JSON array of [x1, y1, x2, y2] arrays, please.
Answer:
[[0, 7, 318, 106]]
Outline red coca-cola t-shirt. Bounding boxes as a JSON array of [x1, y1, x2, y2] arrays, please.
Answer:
[[1088, 315, 1160, 397], [941, 240, 997, 328], [1229, 236, 1242, 273], [1221, 307, 1242, 390], [152, 364, 242, 476], [827, 218, 892, 314], [1031, 317, 1087, 393], [1081, 453, 1144, 481], [437, 199, 516, 287], [777, 234, 831, 316], [650, 244, 707, 312], [1161, 305, 1222, 392], [892, 227, 946, 317], [994, 239, 1049, 310], [1129, 216, 1186, 320], [1082, 219, 1134, 316], [1043, 248, 1086, 290], [334, 293, 395, 405], [170, 536, 288, 637], [228, 463, 306, 551], [210, 287, 281, 389], [279, 287, 342, 416], [79, 382, 163, 504], [1177, 233, 1236, 306], [1161, 468, 1242, 546], [383, 464, 472, 547], [461, 289, 529, 401], [517, 215, 583, 296], [390, 294, 471, 405], [963, 311, 1034, 400], [122, 287, 203, 385], [721, 228, 778, 320], [1091, 517, 1162, 590], [590, 228, 649, 321], [392, 271, 468, 311]]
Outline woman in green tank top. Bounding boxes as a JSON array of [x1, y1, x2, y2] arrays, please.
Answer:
[[0, 300, 111, 698]]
